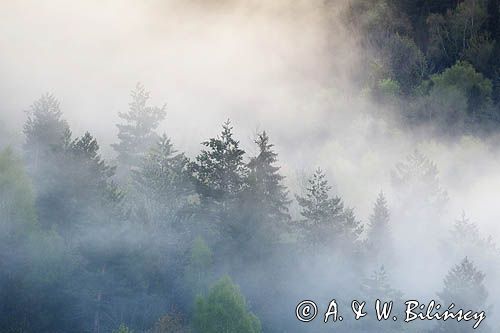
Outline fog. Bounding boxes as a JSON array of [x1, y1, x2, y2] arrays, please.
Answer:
[[0, 0, 499, 332]]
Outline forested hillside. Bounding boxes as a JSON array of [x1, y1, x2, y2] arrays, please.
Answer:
[[1, 1, 500, 332], [348, 0, 500, 133], [0, 84, 497, 332]]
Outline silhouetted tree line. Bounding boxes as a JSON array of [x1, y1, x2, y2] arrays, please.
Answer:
[[0, 84, 496, 332]]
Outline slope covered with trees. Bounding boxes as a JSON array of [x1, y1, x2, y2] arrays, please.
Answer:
[[0, 80, 498, 332]]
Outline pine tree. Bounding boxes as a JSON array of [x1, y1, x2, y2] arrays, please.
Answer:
[[357, 266, 404, 332], [391, 149, 448, 213], [296, 169, 362, 249], [190, 120, 247, 213], [240, 131, 290, 252], [23, 96, 121, 230], [23, 94, 70, 168], [132, 134, 193, 227], [112, 83, 166, 178], [246, 131, 290, 222], [436, 257, 490, 332], [366, 192, 392, 258], [193, 276, 261, 333]]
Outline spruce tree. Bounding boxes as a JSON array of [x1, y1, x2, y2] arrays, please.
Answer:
[[241, 131, 291, 252], [436, 257, 489, 332], [366, 192, 392, 259], [392, 149, 448, 213], [246, 131, 290, 222], [296, 169, 362, 249], [357, 266, 404, 332], [191, 120, 247, 201], [23, 94, 70, 168], [132, 134, 192, 227], [450, 213, 497, 254], [112, 83, 166, 178]]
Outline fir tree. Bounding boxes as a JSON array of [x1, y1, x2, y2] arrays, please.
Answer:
[[436, 257, 489, 332], [296, 169, 362, 249], [357, 266, 404, 332], [191, 120, 247, 204], [391, 149, 448, 213], [23, 94, 70, 168], [132, 134, 193, 227], [366, 191, 392, 258], [246, 131, 290, 222], [112, 83, 166, 178], [239, 131, 291, 253]]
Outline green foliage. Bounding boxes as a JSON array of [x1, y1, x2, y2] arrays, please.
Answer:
[[184, 237, 213, 296], [296, 169, 362, 249], [350, 0, 500, 131], [0, 148, 37, 236], [191, 120, 247, 203], [112, 83, 166, 177], [113, 324, 134, 333], [247, 131, 290, 222], [427, 0, 491, 71], [241, 131, 291, 252], [193, 276, 261, 333], [383, 34, 427, 94], [430, 61, 492, 112], [23, 93, 70, 161], [132, 134, 193, 227]]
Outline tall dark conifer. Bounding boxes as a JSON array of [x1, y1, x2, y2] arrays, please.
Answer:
[[247, 131, 290, 223], [112, 84, 166, 178], [296, 169, 362, 250]]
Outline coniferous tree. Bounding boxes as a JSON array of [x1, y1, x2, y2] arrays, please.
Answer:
[[239, 131, 291, 253], [436, 257, 490, 332], [191, 120, 247, 203], [366, 192, 392, 260], [112, 84, 166, 178], [23, 94, 70, 169], [296, 169, 362, 250], [357, 266, 404, 332], [296, 168, 344, 247], [391, 149, 448, 214], [132, 134, 193, 228], [190, 120, 248, 241], [246, 131, 290, 222], [23, 94, 73, 228]]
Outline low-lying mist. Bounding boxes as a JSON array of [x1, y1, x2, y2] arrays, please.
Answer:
[[0, 0, 499, 332]]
